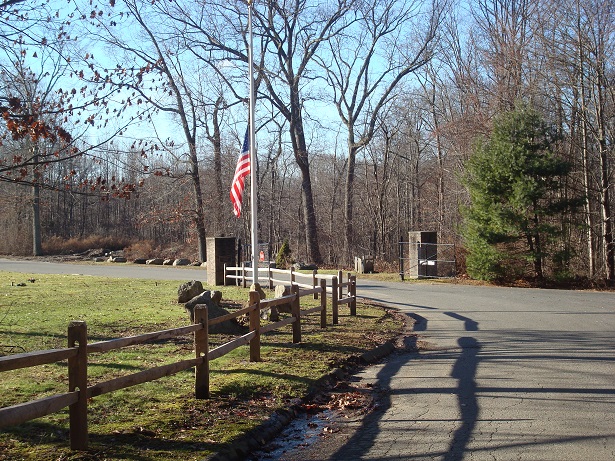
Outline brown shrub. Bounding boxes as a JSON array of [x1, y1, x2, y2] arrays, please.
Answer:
[[0, 190, 32, 255], [123, 240, 156, 259], [42, 235, 132, 255]]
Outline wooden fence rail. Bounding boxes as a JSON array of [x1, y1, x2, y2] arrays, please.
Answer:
[[224, 265, 357, 322], [0, 274, 356, 451]]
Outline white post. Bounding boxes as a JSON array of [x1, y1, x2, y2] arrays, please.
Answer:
[[248, 0, 259, 285]]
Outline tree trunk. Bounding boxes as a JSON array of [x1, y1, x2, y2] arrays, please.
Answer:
[[290, 94, 322, 265], [299, 165, 321, 265], [293, 150, 321, 265], [31, 146, 42, 256], [594, 45, 614, 282], [32, 182, 42, 256], [212, 97, 223, 236], [576, 0, 595, 278], [596, 97, 614, 282], [431, 90, 446, 235], [598, 147, 613, 282], [343, 144, 359, 264], [190, 148, 207, 263]]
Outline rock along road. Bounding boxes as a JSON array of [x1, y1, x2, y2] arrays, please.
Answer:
[[2, 259, 614, 460]]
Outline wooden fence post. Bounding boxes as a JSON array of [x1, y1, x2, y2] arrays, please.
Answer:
[[194, 306, 209, 399], [233, 263, 238, 286], [332, 276, 339, 325], [68, 321, 88, 450], [249, 291, 261, 362], [290, 266, 295, 286], [312, 270, 318, 300], [242, 262, 247, 288], [268, 263, 273, 290], [350, 275, 357, 316], [291, 284, 301, 343], [399, 239, 405, 281], [337, 270, 343, 299], [320, 278, 327, 328]]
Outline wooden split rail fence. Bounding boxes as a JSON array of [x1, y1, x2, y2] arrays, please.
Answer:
[[225, 265, 357, 322], [0, 271, 356, 451]]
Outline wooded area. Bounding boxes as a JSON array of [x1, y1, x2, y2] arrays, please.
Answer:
[[0, 0, 613, 283]]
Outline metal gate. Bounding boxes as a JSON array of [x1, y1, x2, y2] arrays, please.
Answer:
[[398, 241, 456, 280], [239, 240, 272, 267]]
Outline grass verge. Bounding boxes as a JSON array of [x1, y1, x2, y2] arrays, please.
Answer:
[[0, 271, 403, 461]]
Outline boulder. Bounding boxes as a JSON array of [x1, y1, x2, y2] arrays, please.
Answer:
[[163, 259, 174, 265], [247, 282, 277, 320], [210, 290, 222, 304], [178, 280, 204, 303], [88, 248, 111, 258], [108, 256, 127, 263], [191, 303, 244, 334], [146, 258, 164, 265], [186, 290, 212, 310], [261, 306, 280, 322], [173, 258, 191, 266], [274, 284, 293, 313], [297, 263, 318, 271], [133, 258, 147, 264], [250, 283, 267, 301], [184, 290, 241, 334], [185, 290, 222, 315]]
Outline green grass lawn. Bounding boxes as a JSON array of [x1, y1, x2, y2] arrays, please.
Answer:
[[0, 271, 403, 460]]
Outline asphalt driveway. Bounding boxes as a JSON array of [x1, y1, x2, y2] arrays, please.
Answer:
[[273, 281, 615, 460], [0, 258, 205, 281]]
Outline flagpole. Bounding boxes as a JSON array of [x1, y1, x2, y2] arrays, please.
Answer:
[[248, 0, 258, 285]]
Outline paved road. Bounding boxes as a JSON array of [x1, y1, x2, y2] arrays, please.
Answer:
[[275, 281, 615, 461], [3, 260, 614, 460], [0, 258, 206, 281]]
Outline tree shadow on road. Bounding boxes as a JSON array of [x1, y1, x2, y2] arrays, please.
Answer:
[[325, 312, 481, 461], [324, 326, 423, 460], [444, 336, 481, 461]]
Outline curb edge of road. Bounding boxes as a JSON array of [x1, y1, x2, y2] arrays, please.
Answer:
[[204, 339, 398, 461]]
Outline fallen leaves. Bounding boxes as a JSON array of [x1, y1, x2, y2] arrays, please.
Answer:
[[328, 391, 370, 411]]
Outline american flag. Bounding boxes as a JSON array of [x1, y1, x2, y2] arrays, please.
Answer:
[[230, 128, 250, 217]]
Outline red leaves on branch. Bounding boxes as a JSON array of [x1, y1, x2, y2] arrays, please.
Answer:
[[1, 99, 74, 145]]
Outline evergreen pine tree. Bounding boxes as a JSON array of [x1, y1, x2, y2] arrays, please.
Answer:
[[462, 106, 583, 281], [276, 239, 292, 269]]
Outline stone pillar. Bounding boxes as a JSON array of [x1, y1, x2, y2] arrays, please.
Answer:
[[408, 231, 438, 278], [206, 237, 237, 286]]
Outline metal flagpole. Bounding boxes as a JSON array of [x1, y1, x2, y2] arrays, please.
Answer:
[[248, 0, 258, 285]]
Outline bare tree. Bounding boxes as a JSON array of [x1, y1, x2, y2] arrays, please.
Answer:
[[174, 0, 365, 265], [76, 0, 216, 261], [472, 0, 537, 110], [0, 0, 152, 255], [539, 0, 615, 281], [579, 0, 615, 282], [315, 0, 446, 262]]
